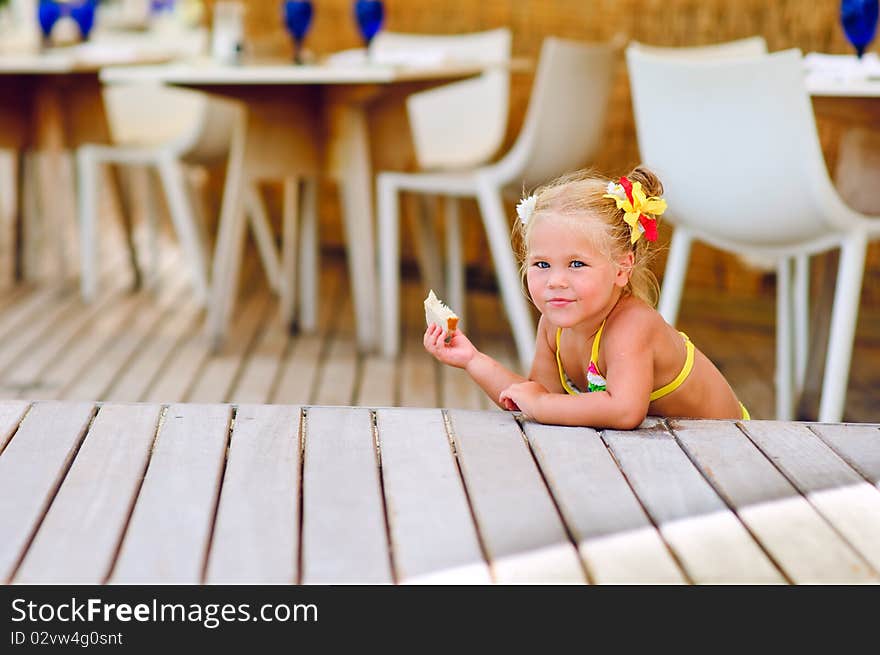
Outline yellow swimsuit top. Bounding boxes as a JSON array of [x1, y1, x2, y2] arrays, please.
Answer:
[[555, 320, 695, 401]]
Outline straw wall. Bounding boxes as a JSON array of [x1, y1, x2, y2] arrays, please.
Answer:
[[206, 0, 879, 302]]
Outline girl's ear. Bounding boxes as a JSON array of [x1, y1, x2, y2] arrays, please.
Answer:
[[615, 251, 635, 288]]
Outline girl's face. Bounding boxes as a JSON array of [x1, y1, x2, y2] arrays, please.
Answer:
[[526, 214, 631, 329]]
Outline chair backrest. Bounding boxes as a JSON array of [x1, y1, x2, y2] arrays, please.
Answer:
[[627, 36, 767, 59], [627, 47, 853, 248], [492, 37, 616, 190], [103, 83, 205, 149], [103, 83, 241, 165], [372, 28, 511, 170]]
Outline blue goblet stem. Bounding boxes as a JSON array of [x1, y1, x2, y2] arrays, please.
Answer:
[[284, 1, 313, 65]]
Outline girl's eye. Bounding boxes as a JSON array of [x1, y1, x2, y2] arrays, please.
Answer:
[[533, 261, 550, 269], [570, 260, 586, 268]]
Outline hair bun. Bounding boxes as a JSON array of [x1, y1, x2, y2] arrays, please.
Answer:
[[627, 165, 664, 198]]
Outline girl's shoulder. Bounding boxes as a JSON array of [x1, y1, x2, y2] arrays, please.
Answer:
[[605, 295, 667, 345]]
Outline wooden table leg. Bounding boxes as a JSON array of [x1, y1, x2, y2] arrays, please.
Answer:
[[327, 98, 378, 352], [32, 83, 67, 282]]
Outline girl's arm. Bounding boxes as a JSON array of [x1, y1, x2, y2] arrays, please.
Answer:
[[424, 324, 526, 408], [502, 316, 654, 429]]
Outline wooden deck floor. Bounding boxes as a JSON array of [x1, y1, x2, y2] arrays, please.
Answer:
[[0, 234, 878, 422]]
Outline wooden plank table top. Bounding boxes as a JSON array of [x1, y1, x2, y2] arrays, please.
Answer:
[[1, 399, 878, 585]]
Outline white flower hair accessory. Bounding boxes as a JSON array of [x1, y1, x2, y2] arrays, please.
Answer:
[[605, 181, 627, 201], [516, 194, 537, 226]]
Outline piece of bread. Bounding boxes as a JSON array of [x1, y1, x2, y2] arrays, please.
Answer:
[[424, 289, 459, 332]]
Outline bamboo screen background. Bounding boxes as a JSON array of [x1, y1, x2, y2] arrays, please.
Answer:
[[204, 0, 879, 302]]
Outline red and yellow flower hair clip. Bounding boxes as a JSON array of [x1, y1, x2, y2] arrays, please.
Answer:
[[603, 176, 667, 244]]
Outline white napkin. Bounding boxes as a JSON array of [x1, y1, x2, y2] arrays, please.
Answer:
[[804, 51, 880, 79], [324, 47, 447, 68]]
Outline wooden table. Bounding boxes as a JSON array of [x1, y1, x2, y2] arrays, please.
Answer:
[[0, 38, 202, 283], [100, 60, 504, 353], [2, 400, 879, 584]]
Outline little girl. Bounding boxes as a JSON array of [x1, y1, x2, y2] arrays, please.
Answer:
[[424, 166, 748, 429]]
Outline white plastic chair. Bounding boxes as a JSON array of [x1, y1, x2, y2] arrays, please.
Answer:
[[626, 46, 880, 422], [378, 37, 616, 370], [371, 28, 510, 325], [628, 36, 767, 59], [77, 84, 284, 306]]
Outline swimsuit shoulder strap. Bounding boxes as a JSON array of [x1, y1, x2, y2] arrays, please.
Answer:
[[589, 320, 606, 369]]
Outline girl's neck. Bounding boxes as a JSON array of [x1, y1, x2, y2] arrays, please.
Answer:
[[566, 289, 625, 342]]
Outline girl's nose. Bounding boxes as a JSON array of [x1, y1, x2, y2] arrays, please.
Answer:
[[547, 272, 568, 288]]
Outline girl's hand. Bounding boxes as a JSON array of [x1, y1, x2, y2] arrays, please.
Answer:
[[423, 324, 477, 369], [499, 381, 549, 419]]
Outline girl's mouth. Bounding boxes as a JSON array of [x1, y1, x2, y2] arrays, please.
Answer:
[[547, 298, 574, 307]]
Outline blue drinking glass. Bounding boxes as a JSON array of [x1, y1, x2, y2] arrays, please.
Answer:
[[354, 0, 384, 51], [38, 0, 97, 43], [69, 0, 97, 39], [841, 0, 879, 58], [37, 0, 63, 40], [283, 0, 313, 64], [150, 0, 177, 13]]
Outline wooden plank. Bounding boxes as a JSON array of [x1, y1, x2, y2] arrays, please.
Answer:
[[398, 339, 437, 407], [206, 404, 301, 584], [357, 355, 397, 407], [27, 294, 144, 400], [104, 299, 203, 402], [440, 366, 484, 411], [0, 401, 30, 453], [312, 292, 358, 406], [0, 401, 95, 583], [447, 410, 585, 583], [188, 291, 272, 403], [523, 422, 685, 584], [603, 424, 784, 583], [273, 335, 324, 405], [740, 420, 880, 574], [301, 406, 392, 584], [228, 319, 290, 404], [62, 267, 190, 401], [810, 423, 880, 485], [110, 403, 232, 583], [377, 408, 490, 583], [145, 258, 263, 403], [398, 280, 437, 408], [671, 419, 876, 583], [15, 404, 162, 583]]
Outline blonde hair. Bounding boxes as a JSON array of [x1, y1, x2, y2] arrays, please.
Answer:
[[514, 166, 664, 307]]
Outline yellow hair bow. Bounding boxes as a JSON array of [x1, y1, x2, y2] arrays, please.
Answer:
[[603, 176, 667, 244]]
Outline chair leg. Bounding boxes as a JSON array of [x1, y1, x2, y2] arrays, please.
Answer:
[[280, 177, 300, 331], [444, 195, 466, 326], [793, 253, 810, 394], [22, 151, 43, 281], [776, 257, 794, 421], [244, 182, 281, 294], [658, 226, 693, 327], [76, 148, 99, 301], [818, 233, 868, 423], [298, 176, 319, 333], [156, 156, 209, 305], [0, 150, 15, 284], [405, 192, 445, 296], [477, 183, 535, 372], [378, 175, 402, 358], [134, 165, 161, 289]]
